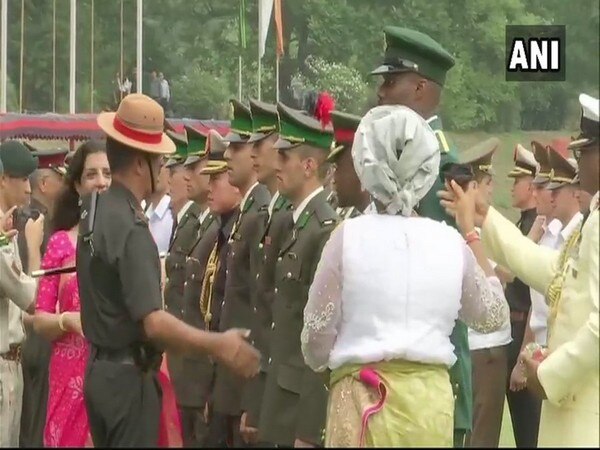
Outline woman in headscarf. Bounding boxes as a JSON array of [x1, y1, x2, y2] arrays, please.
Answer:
[[300, 105, 508, 448]]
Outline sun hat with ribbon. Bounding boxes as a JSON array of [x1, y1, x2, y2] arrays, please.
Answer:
[[97, 93, 175, 155], [351, 105, 440, 216]]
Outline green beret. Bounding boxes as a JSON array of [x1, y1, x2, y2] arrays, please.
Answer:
[[329, 111, 361, 162], [0, 140, 38, 177], [248, 99, 279, 143], [274, 102, 334, 152], [371, 26, 455, 86], [226, 99, 253, 144], [165, 130, 188, 167]]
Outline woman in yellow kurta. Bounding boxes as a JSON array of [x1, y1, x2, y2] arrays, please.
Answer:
[[300, 105, 509, 447], [441, 93, 599, 447]]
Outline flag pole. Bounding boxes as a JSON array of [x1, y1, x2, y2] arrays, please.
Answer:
[[238, 56, 242, 101], [276, 56, 280, 102], [258, 51, 261, 101], [69, 0, 76, 114], [0, 0, 7, 113], [136, 0, 143, 93]]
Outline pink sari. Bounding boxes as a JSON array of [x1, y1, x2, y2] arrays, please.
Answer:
[[38, 232, 183, 447]]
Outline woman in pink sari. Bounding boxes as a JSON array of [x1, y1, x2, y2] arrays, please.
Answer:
[[34, 140, 111, 446], [34, 140, 183, 448]]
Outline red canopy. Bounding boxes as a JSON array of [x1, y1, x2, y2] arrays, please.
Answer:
[[0, 113, 230, 142]]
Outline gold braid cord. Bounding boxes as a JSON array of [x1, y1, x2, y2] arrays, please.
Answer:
[[199, 241, 220, 330], [546, 220, 583, 336]]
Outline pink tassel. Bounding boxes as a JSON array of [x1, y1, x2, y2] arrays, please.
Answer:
[[357, 367, 387, 447]]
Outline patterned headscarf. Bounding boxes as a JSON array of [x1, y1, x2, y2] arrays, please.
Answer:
[[351, 105, 440, 216]]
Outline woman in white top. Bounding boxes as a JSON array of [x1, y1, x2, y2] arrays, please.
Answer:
[[300, 106, 508, 448]]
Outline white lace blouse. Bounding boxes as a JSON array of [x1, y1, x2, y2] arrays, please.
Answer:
[[301, 214, 508, 372]]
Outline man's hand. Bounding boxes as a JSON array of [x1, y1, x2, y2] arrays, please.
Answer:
[[509, 361, 528, 392], [522, 354, 548, 399], [528, 215, 546, 243], [64, 312, 84, 336], [240, 412, 259, 445], [294, 438, 316, 448], [0, 206, 18, 240], [438, 180, 490, 230], [213, 329, 260, 379], [25, 214, 45, 249]]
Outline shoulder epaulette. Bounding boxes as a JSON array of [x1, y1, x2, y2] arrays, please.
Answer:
[[434, 129, 450, 154], [129, 200, 148, 226], [313, 198, 338, 226]]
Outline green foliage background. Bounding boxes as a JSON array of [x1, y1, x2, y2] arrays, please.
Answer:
[[2, 0, 598, 131]]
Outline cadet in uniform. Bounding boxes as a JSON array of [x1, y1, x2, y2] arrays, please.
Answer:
[[371, 26, 472, 447], [18, 147, 68, 448], [197, 138, 245, 447], [504, 144, 542, 448], [77, 94, 260, 447], [0, 141, 39, 447], [179, 129, 225, 447], [457, 138, 513, 448], [212, 99, 271, 446], [163, 126, 207, 447], [241, 99, 293, 445], [329, 111, 372, 217], [258, 102, 338, 448]]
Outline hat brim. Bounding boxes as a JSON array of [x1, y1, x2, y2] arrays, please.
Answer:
[[52, 166, 67, 177], [97, 112, 176, 155], [183, 155, 201, 167], [507, 170, 533, 179], [200, 161, 228, 175], [326, 144, 347, 162], [370, 64, 413, 76], [532, 175, 550, 185], [165, 158, 184, 168], [247, 130, 276, 144], [224, 132, 251, 144], [568, 137, 596, 150], [274, 138, 299, 151], [546, 181, 570, 191]]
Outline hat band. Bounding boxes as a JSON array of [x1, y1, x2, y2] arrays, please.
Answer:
[[256, 125, 277, 133], [477, 164, 493, 172], [113, 116, 163, 144], [334, 129, 356, 144]]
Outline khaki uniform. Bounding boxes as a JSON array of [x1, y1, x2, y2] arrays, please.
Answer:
[[242, 193, 293, 428], [0, 233, 37, 447], [258, 190, 338, 446], [213, 184, 271, 419]]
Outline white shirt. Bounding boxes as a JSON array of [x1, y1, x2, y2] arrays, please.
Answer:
[[363, 202, 378, 215], [591, 191, 599, 213], [301, 215, 508, 371], [199, 207, 211, 225], [529, 214, 582, 345], [268, 191, 281, 220], [146, 194, 173, 254], [241, 182, 260, 213], [293, 186, 324, 224], [177, 201, 194, 224]]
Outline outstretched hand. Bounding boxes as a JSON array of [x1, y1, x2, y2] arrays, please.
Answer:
[[214, 328, 260, 379], [437, 180, 490, 232]]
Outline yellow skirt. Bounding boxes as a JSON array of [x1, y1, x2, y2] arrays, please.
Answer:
[[326, 360, 454, 448]]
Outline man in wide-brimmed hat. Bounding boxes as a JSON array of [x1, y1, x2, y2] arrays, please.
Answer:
[[78, 93, 260, 448]]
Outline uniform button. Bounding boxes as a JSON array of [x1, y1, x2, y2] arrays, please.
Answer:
[[268, 357, 272, 364], [259, 243, 264, 249], [277, 257, 282, 262], [165, 277, 169, 284], [226, 269, 229, 275], [253, 307, 257, 313], [274, 288, 278, 294], [222, 301, 225, 307], [256, 273, 260, 279], [191, 274, 196, 280], [286, 272, 292, 279], [271, 322, 275, 330]]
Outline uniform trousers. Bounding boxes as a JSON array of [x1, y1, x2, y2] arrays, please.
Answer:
[[506, 318, 541, 448], [467, 345, 508, 447], [0, 359, 23, 447], [179, 406, 208, 447], [207, 412, 245, 447], [84, 357, 162, 447]]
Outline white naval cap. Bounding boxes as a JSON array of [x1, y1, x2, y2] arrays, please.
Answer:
[[508, 143, 540, 178], [569, 93, 599, 149]]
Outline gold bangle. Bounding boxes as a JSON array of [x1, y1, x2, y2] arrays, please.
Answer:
[[58, 313, 68, 332]]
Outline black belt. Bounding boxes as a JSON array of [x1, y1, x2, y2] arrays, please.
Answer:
[[93, 346, 136, 365]]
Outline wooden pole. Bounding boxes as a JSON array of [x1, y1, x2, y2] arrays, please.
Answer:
[[52, 0, 56, 112], [136, 0, 142, 93], [120, 0, 124, 103]]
